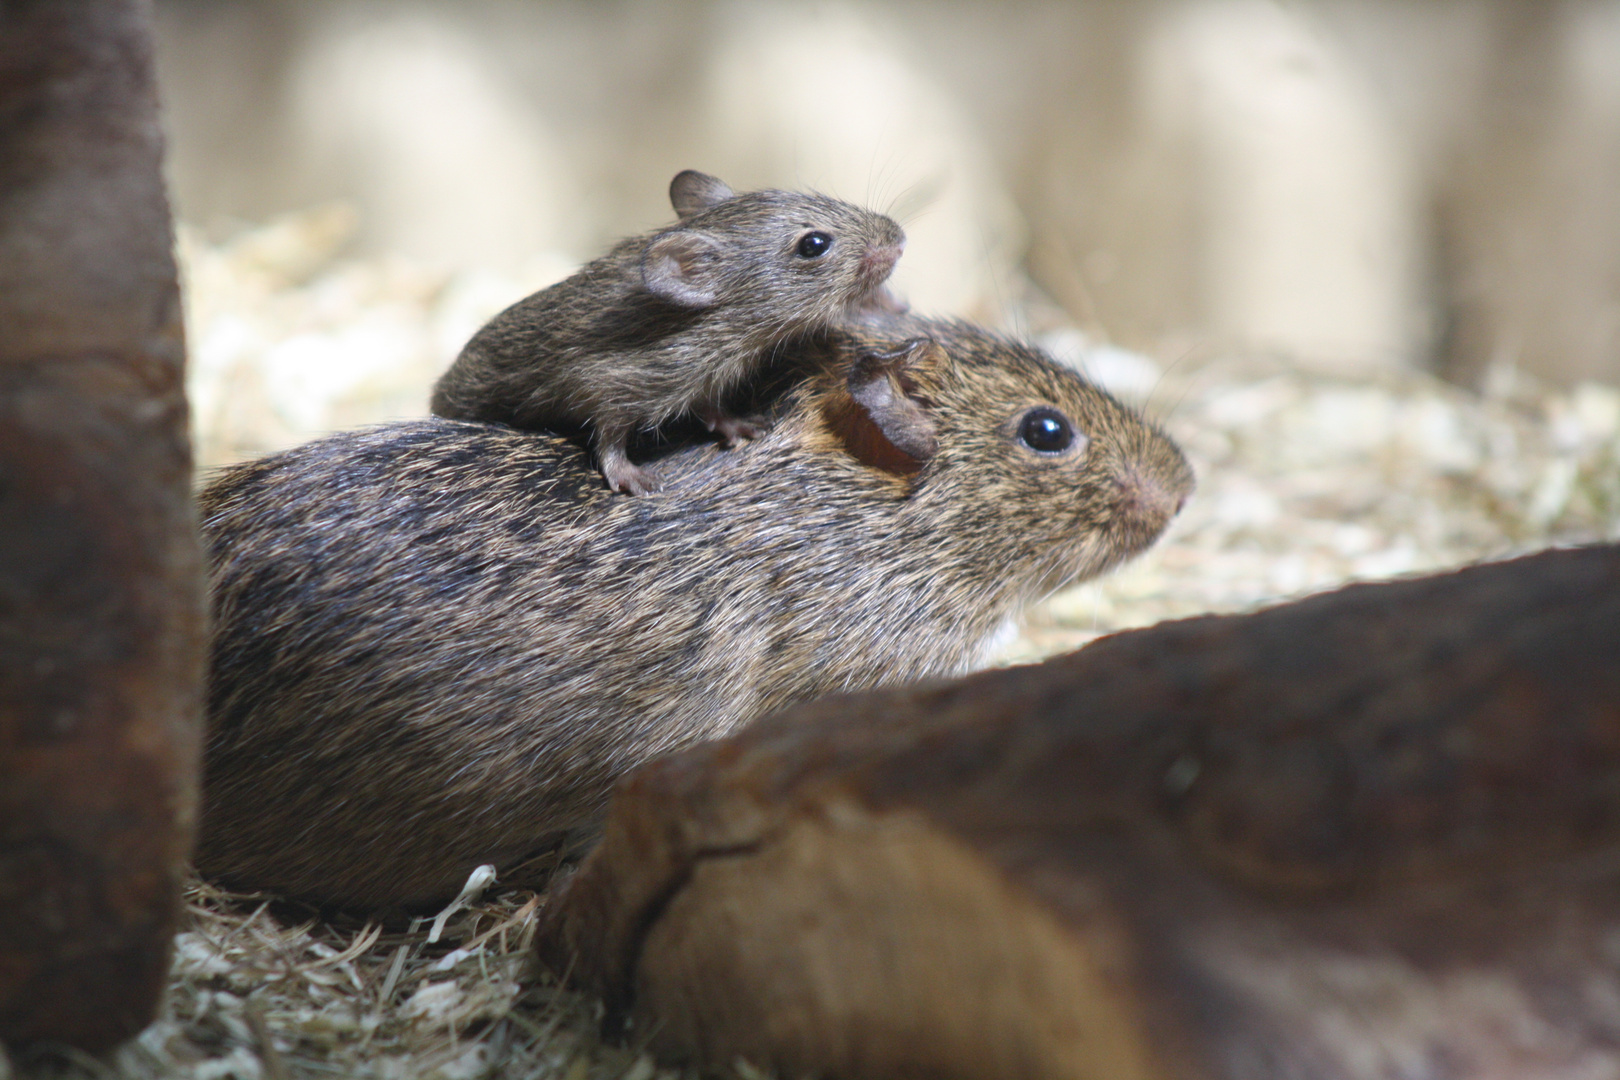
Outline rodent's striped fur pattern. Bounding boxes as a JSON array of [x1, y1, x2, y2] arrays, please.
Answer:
[[430, 170, 905, 494], [198, 316, 1192, 910]]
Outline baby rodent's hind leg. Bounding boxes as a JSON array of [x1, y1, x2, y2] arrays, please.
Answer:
[[593, 422, 660, 496], [697, 404, 770, 449]]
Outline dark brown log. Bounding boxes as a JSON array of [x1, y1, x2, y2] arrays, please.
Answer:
[[543, 544, 1620, 1080], [0, 0, 204, 1054]]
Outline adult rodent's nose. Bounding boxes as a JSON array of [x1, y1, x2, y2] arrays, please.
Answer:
[[1113, 456, 1195, 533]]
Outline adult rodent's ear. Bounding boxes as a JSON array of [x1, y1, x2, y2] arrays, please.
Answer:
[[669, 170, 734, 220], [643, 231, 725, 307], [844, 337, 942, 467]]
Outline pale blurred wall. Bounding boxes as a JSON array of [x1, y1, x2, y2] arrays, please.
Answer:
[[153, 0, 1620, 387]]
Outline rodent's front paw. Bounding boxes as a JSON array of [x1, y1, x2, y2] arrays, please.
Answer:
[[603, 460, 661, 496], [857, 284, 910, 315], [705, 413, 771, 448]]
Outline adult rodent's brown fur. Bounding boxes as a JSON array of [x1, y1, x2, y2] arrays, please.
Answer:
[[430, 170, 905, 494], [198, 317, 1193, 910]]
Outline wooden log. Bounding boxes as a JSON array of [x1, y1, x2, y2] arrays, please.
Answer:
[[542, 544, 1620, 1080], [0, 0, 204, 1054]]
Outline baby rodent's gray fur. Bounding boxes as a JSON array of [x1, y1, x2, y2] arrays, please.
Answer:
[[198, 317, 1193, 910], [430, 169, 906, 495]]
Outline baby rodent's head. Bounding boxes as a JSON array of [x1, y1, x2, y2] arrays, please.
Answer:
[[807, 318, 1194, 600], [639, 170, 905, 320]]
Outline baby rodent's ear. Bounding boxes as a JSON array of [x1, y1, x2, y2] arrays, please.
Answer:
[[669, 170, 734, 220], [643, 231, 725, 307], [845, 338, 941, 466]]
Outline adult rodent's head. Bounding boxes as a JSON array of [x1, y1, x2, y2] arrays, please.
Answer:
[[792, 317, 1193, 602], [639, 169, 906, 319]]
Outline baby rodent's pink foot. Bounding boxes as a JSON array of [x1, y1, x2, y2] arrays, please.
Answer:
[[858, 284, 910, 315], [702, 412, 771, 448], [601, 458, 660, 496]]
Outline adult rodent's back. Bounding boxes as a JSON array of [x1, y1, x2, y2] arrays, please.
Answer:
[[199, 316, 1192, 910]]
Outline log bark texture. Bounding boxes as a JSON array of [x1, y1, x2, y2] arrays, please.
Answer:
[[543, 544, 1620, 1080], [0, 0, 204, 1053]]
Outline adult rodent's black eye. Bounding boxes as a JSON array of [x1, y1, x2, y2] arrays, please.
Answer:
[[796, 231, 833, 258], [1018, 407, 1076, 453]]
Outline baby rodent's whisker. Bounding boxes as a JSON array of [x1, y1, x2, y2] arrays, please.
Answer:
[[888, 172, 946, 227]]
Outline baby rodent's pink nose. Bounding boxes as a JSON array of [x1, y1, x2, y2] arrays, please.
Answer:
[[862, 240, 904, 284]]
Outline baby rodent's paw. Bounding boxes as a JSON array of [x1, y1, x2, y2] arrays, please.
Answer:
[[701, 409, 771, 448], [602, 457, 661, 496]]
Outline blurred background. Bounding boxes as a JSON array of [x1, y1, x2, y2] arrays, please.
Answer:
[[155, 0, 1620, 390], [151, 0, 1620, 646]]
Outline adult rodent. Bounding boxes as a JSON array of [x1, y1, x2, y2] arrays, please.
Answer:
[[430, 169, 906, 495], [197, 316, 1193, 910]]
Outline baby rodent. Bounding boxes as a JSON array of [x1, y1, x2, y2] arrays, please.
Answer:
[[430, 169, 906, 495], [197, 316, 1193, 910]]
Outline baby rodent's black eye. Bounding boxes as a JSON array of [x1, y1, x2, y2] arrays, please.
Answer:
[[1018, 407, 1077, 454], [796, 231, 833, 258]]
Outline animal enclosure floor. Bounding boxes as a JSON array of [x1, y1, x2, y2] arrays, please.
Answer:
[[15, 211, 1617, 1080]]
